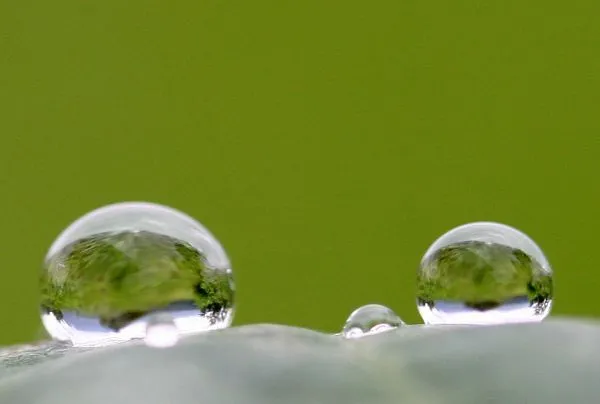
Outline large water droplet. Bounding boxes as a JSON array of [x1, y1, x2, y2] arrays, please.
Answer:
[[41, 202, 235, 347], [417, 222, 553, 325], [342, 304, 405, 339]]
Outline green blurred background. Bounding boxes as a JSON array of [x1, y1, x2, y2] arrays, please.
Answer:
[[0, 0, 598, 345]]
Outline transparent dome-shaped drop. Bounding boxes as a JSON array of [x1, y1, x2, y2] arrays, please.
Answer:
[[417, 222, 553, 325], [41, 202, 235, 347], [342, 304, 405, 339]]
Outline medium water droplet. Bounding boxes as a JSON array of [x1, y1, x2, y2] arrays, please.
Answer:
[[41, 202, 235, 347], [417, 222, 553, 325], [342, 304, 405, 339], [144, 314, 179, 348]]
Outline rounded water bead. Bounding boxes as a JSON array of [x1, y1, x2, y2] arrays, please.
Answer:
[[417, 222, 553, 325], [41, 202, 235, 347], [342, 304, 405, 339]]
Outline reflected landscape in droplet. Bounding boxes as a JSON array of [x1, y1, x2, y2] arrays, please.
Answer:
[[417, 222, 553, 325], [40, 202, 235, 347], [342, 304, 405, 339]]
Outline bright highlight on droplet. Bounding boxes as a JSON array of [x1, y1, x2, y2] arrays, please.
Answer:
[[417, 221, 553, 325], [144, 314, 179, 348], [40, 202, 235, 347], [341, 304, 405, 339]]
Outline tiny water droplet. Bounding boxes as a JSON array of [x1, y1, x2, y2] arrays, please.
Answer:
[[342, 304, 405, 339], [145, 314, 179, 348], [417, 222, 553, 325], [41, 202, 235, 347]]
